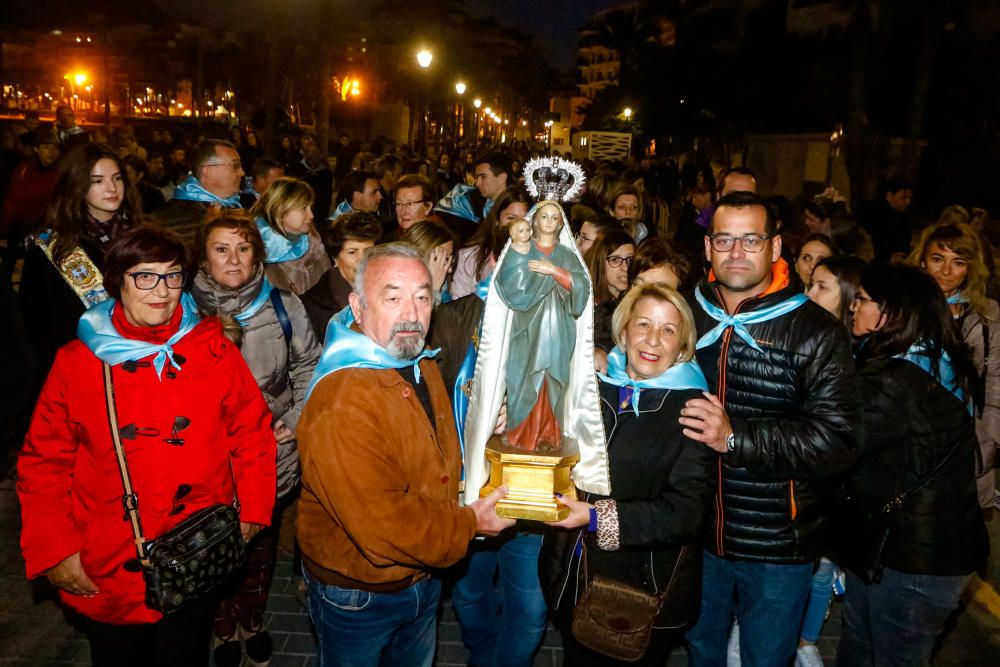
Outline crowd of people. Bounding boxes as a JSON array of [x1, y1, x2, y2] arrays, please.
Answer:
[[1, 111, 996, 667]]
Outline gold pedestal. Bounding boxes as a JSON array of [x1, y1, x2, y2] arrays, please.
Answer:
[[479, 436, 580, 521]]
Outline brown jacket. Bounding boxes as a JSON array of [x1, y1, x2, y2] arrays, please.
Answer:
[[297, 359, 477, 587]]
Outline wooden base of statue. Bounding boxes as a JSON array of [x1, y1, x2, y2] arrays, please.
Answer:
[[479, 436, 581, 521]]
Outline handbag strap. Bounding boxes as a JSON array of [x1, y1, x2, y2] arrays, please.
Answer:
[[580, 536, 677, 608], [881, 433, 965, 514], [103, 362, 151, 567]]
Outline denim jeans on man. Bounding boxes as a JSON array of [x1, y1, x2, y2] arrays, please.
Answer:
[[685, 551, 813, 667], [451, 531, 547, 667], [303, 569, 440, 667], [836, 568, 971, 667]]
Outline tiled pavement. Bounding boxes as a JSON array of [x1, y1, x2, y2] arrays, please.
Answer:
[[3, 473, 1000, 666]]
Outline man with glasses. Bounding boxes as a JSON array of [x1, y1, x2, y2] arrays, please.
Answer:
[[152, 139, 244, 245], [679, 191, 861, 667]]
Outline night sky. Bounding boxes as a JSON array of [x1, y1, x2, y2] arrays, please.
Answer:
[[150, 0, 619, 71]]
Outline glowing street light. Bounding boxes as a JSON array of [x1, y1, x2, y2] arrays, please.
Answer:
[[473, 98, 482, 109], [74, 73, 88, 86], [455, 81, 466, 95], [484, 106, 492, 115], [623, 107, 633, 119], [416, 49, 433, 68]]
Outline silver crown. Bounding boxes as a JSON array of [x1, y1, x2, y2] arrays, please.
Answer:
[[524, 157, 586, 202]]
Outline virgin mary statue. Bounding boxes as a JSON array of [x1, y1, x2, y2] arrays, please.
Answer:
[[462, 194, 610, 507]]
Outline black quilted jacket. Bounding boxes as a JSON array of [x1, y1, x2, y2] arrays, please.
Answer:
[[689, 278, 862, 562]]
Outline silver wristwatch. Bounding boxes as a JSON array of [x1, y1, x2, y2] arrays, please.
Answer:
[[726, 432, 736, 453]]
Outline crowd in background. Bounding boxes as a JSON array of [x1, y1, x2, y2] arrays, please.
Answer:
[[1, 107, 998, 667]]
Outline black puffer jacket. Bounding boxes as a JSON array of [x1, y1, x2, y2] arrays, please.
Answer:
[[845, 356, 988, 575], [689, 273, 862, 562], [540, 383, 716, 632]]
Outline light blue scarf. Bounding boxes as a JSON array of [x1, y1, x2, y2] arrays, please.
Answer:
[[694, 287, 809, 352], [234, 276, 274, 327], [256, 217, 308, 264], [77, 292, 201, 379], [434, 183, 493, 223], [598, 347, 708, 415], [896, 342, 972, 415], [329, 200, 354, 220], [946, 292, 969, 306], [306, 306, 440, 398], [172, 175, 241, 208]]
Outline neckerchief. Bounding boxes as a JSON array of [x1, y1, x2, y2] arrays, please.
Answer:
[[434, 183, 493, 223], [947, 292, 969, 305], [452, 276, 493, 472], [256, 217, 309, 264], [695, 288, 809, 352], [172, 175, 241, 208], [234, 276, 274, 327], [896, 341, 972, 416], [306, 306, 440, 398], [330, 200, 353, 220], [598, 347, 708, 415], [77, 292, 201, 379]]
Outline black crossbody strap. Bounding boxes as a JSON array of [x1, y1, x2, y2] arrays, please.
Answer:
[[103, 362, 151, 567]]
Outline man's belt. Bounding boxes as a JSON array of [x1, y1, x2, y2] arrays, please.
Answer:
[[303, 556, 426, 594]]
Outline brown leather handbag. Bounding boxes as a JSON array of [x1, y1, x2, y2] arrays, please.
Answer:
[[571, 544, 691, 662]]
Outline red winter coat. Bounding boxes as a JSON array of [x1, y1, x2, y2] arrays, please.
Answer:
[[17, 307, 277, 624]]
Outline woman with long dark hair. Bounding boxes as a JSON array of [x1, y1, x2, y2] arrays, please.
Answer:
[[20, 143, 141, 377], [584, 228, 635, 353], [451, 186, 531, 299], [835, 264, 988, 666]]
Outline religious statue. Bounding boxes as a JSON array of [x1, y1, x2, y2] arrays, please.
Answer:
[[462, 157, 610, 520], [493, 204, 589, 452]]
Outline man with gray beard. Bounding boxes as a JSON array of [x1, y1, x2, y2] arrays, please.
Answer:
[[296, 243, 513, 667]]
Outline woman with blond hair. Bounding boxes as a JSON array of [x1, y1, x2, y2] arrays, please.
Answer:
[[909, 221, 1000, 510], [402, 219, 458, 305], [250, 176, 331, 295], [542, 282, 715, 666]]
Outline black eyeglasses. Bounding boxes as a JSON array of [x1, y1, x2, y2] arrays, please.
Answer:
[[853, 293, 878, 306], [606, 255, 633, 268], [708, 234, 770, 253], [126, 271, 186, 290]]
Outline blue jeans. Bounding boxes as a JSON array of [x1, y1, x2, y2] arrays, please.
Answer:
[[836, 568, 971, 667], [685, 551, 813, 667], [800, 557, 837, 642], [303, 569, 440, 667], [451, 532, 547, 667]]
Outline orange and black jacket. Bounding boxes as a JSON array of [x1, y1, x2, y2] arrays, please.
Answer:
[[688, 262, 862, 563]]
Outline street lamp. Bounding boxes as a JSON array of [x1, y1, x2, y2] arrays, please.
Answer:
[[453, 82, 467, 139], [623, 107, 633, 119], [415, 49, 433, 155], [473, 98, 482, 109]]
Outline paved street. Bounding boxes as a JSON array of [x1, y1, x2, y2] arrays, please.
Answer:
[[3, 471, 1000, 666]]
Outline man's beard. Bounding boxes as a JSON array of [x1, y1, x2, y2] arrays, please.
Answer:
[[385, 320, 427, 360]]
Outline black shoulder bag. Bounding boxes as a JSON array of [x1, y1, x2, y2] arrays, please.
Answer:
[[103, 362, 246, 614]]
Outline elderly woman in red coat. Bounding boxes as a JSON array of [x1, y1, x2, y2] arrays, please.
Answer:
[[17, 224, 277, 667]]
